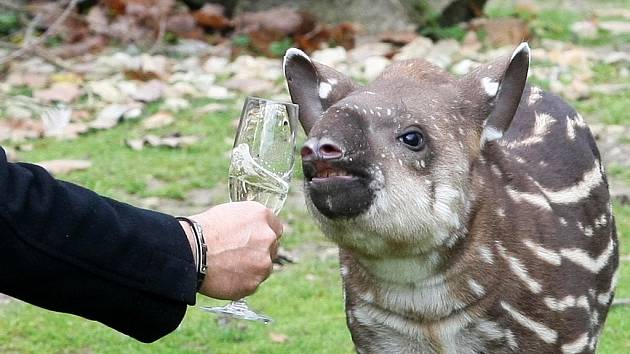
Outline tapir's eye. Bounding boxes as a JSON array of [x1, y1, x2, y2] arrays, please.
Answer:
[[398, 130, 425, 151]]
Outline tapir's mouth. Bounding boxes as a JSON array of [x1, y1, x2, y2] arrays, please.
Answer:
[[302, 160, 375, 219], [307, 161, 360, 182]]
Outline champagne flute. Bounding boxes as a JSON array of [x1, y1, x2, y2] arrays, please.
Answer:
[[200, 97, 298, 323]]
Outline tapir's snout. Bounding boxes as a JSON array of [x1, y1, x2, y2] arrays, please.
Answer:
[[300, 132, 376, 219], [301, 137, 344, 162]]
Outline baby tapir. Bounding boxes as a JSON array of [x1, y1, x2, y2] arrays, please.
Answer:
[[283, 43, 618, 354]]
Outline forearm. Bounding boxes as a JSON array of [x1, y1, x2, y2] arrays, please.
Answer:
[[0, 147, 198, 341]]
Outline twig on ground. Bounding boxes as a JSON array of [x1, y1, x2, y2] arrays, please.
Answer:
[[613, 298, 630, 307], [0, 40, 73, 71], [0, 0, 79, 66]]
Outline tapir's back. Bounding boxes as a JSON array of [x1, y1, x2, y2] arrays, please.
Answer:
[[481, 84, 619, 352]]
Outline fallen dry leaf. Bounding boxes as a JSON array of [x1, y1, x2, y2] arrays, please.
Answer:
[[35, 160, 92, 175], [34, 82, 82, 103], [131, 80, 164, 102], [269, 332, 289, 343], [193, 4, 232, 30], [142, 112, 174, 129], [126, 133, 200, 150], [90, 104, 135, 130]]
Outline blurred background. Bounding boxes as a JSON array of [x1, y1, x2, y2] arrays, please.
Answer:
[[0, 0, 628, 353]]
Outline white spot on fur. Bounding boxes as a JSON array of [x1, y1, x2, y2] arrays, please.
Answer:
[[497, 243, 542, 293], [340, 265, 349, 277], [496, 207, 505, 218], [504, 329, 518, 349], [318, 82, 332, 99], [560, 237, 614, 273], [386, 108, 392, 116], [544, 295, 589, 312], [481, 77, 499, 96], [528, 86, 542, 106], [584, 225, 594, 237], [559, 217, 568, 226], [561, 332, 589, 354], [567, 116, 577, 140], [501, 301, 557, 344], [468, 279, 485, 297], [523, 239, 562, 266], [594, 213, 608, 228], [478, 245, 494, 264], [505, 112, 555, 148]]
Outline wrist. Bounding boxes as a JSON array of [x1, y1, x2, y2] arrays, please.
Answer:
[[179, 221, 198, 266], [176, 216, 208, 292]]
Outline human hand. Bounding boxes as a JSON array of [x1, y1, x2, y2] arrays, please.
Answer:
[[181, 201, 283, 300]]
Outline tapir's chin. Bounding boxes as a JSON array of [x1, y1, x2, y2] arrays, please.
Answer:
[[303, 160, 375, 219]]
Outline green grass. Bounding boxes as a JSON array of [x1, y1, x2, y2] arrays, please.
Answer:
[[1, 0, 629, 348], [1, 95, 628, 352]]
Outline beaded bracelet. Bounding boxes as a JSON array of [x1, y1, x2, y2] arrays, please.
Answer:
[[176, 217, 207, 291]]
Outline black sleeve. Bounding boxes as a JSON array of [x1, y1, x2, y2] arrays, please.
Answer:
[[0, 147, 198, 343]]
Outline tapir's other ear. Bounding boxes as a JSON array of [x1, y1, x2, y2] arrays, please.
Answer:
[[462, 42, 530, 146], [283, 48, 358, 134]]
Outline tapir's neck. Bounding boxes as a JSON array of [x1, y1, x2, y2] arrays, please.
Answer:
[[354, 251, 444, 286]]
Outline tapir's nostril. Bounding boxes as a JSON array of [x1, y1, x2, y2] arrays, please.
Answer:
[[319, 143, 343, 160], [301, 137, 343, 161], [301, 145, 316, 160]]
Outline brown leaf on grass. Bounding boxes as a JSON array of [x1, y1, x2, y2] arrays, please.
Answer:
[[35, 160, 92, 175], [295, 22, 358, 53], [34, 83, 82, 103], [379, 31, 418, 46], [124, 69, 161, 81], [166, 13, 206, 40], [269, 332, 289, 343], [470, 18, 531, 47], [0, 119, 44, 143], [142, 112, 174, 130], [234, 8, 315, 36], [193, 4, 232, 30], [126, 133, 200, 150]]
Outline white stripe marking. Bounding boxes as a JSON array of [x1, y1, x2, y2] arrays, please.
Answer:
[[561, 332, 589, 354], [468, 279, 485, 297], [535, 160, 603, 204], [560, 237, 614, 273], [506, 187, 552, 210], [478, 245, 494, 264], [501, 301, 557, 344], [497, 243, 542, 293], [523, 240, 562, 266]]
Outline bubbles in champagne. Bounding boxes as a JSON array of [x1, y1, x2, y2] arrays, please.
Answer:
[[229, 143, 290, 214]]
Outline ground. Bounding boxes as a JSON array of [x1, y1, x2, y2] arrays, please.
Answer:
[[0, 0, 629, 353]]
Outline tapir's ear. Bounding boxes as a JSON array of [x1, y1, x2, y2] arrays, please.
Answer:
[[283, 48, 358, 134], [462, 42, 530, 146]]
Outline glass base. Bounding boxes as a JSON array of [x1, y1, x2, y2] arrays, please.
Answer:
[[200, 299, 273, 324]]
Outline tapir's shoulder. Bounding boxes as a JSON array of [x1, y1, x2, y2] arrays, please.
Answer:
[[497, 85, 603, 192]]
